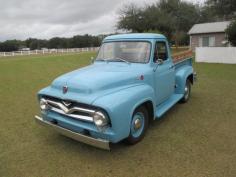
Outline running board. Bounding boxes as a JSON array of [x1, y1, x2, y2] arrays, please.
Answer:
[[155, 94, 183, 118]]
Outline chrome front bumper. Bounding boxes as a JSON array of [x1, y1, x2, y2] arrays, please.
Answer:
[[35, 115, 110, 150]]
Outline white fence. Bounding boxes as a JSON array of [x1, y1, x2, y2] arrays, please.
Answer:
[[196, 47, 236, 64], [0, 47, 99, 58]]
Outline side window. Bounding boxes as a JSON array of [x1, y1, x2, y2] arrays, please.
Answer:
[[154, 41, 168, 62]]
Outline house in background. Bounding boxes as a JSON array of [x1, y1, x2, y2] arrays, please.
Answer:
[[188, 21, 230, 50]]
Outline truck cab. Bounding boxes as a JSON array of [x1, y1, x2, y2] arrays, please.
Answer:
[[35, 33, 196, 150]]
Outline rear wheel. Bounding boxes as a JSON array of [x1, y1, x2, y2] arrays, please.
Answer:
[[125, 106, 149, 145], [180, 79, 191, 103]]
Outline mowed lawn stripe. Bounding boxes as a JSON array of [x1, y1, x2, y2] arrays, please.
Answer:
[[0, 53, 236, 177]]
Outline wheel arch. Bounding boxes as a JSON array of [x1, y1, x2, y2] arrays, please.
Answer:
[[131, 99, 155, 122], [175, 66, 193, 94], [187, 73, 194, 84]]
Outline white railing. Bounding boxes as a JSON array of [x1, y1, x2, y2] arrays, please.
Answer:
[[196, 47, 236, 64], [0, 47, 99, 57]]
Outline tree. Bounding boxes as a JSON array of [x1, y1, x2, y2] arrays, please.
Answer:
[[158, 0, 200, 46], [117, 4, 146, 33], [25, 38, 48, 50], [117, 0, 200, 46], [205, 0, 236, 20], [0, 35, 103, 52], [225, 20, 236, 46], [0, 40, 23, 52]]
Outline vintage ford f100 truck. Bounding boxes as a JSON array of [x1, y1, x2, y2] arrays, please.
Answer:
[[35, 33, 196, 150]]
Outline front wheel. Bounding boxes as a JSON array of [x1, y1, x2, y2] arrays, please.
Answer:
[[180, 79, 191, 103], [125, 106, 149, 145]]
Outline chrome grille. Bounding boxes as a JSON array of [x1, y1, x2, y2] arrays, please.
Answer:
[[43, 97, 95, 122]]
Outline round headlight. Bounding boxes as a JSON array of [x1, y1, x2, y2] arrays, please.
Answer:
[[40, 98, 48, 111], [93, 111, 108, 127]]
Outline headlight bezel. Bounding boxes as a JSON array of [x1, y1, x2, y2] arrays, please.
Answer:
[[93, 110, 109, 128], [39, 98, 49, 111]]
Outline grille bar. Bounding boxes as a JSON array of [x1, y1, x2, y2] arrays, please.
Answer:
[[44, 98, 95, 122], [51, 107, 93, 122]]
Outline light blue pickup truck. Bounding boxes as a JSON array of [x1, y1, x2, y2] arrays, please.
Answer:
[[35, 33, 196, 150]]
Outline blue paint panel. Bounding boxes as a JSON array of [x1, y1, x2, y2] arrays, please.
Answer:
[[92, 84, 155, 142], [39, 62, 154, 105]]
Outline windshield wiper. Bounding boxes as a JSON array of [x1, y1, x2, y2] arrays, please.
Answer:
[[96, 58, 109, 63], [96, 57, 130, 64], [110, 57, 130, 64]]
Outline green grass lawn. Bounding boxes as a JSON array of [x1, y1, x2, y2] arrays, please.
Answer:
[[0, 53, 236, 177]]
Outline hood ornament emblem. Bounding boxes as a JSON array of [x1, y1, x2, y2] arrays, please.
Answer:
[[62, 86, 68, 94]]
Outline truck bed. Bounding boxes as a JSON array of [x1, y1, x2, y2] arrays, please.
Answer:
[[172, 50, 193, 70], [172, 50, 193, 64]]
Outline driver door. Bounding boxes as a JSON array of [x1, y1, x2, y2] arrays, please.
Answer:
[[154, 41, 175, 105]]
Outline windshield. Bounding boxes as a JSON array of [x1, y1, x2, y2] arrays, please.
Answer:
[[96, 41, 151, 63]]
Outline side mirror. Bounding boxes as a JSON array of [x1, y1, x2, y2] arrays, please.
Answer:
[[157, 58, 164, 65], [91, 57, 95, 63]]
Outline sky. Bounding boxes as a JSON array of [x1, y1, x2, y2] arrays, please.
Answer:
[[0, 0, 205, 41]]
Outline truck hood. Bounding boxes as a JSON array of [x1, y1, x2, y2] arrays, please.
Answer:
[[45, 62, 148, 104]]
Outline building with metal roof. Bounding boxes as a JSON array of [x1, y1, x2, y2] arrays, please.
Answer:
[[188, 21, 231, 50]]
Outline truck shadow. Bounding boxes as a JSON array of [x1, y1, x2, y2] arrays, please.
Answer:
[[54, 109, 175, 153], [53, 95, 198, 154]]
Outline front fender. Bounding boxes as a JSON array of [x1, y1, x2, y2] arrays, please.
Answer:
[[175, 66, 193, 94], [92, 84, 155, 143]]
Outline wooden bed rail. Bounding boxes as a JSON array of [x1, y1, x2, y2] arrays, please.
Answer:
[[172, 50, 193, 63]]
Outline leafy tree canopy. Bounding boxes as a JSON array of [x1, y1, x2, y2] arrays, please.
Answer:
[[205, 0, 236, 20], [225, 20, 236, 46], [117, 0, 200, 46], [0, 35, 104, 52]]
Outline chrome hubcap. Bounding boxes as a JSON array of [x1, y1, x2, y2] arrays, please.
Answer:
[[131, 112, 145, 138], [134, 118, 142, 130]]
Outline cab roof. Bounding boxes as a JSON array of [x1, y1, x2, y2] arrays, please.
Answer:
[[104, 33, 166, 41]]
